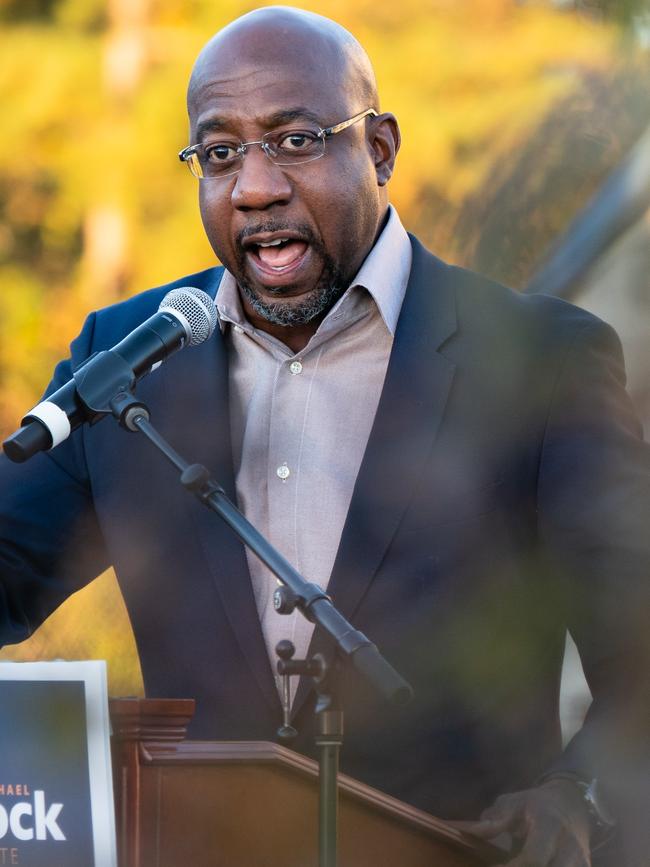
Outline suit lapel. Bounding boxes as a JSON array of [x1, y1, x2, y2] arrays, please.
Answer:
[[159, 279, 280, 713], [293, 237, 458, 715]]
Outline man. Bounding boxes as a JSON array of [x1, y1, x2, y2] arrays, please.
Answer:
[[0, 8, 648, 866]]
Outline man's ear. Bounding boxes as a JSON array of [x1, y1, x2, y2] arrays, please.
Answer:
[[370, 113, 401, 186]]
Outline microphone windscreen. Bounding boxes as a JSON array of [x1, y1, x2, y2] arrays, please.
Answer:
[[159, 287, 218, 346]]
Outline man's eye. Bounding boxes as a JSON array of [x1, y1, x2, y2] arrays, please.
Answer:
[[204, 143, 238, 162], [277, 131, 319, 152]]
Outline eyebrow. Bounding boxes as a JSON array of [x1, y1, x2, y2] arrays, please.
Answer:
[[195, 107, 324, 143]]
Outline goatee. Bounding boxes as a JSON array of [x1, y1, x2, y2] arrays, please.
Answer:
[[235, 221, 348, 326]]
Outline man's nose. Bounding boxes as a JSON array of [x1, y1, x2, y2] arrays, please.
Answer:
[[230, 146, 292, 211]]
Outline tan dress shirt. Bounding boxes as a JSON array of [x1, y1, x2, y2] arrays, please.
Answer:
[[215, 206, 412, 698]]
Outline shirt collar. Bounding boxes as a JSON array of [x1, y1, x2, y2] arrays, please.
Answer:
[[348, 204, 411, 335], [215, 204, 411, 337]]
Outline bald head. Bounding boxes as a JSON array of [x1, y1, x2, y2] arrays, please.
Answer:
[[188, 6, 379, 116], [185, 6, 400, 342]]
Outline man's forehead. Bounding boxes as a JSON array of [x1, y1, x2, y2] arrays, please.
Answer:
[[189, 57, 347, 131], [191, 42, 344, 99], [192, 60, 333, 98]]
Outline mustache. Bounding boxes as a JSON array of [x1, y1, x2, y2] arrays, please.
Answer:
[[236, 220, 318, 248]]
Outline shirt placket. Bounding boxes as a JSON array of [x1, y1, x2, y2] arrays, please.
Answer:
[[262, 350, 314, 683]]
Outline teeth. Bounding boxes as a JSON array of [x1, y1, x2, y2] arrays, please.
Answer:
[[258, 238, 287, 247]]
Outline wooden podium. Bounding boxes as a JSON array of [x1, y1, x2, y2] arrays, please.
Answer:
[[110, 698, 504, 867]]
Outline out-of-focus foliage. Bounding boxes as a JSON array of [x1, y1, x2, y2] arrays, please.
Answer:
[[551, 0, 650, 26], [0, 0, 648, 694]]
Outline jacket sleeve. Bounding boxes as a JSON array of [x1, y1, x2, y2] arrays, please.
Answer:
[[0, 311, 111, 645], [536, 316, 650, 829]]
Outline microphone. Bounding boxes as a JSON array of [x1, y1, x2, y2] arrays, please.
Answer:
[[3, 286, 218, 463]]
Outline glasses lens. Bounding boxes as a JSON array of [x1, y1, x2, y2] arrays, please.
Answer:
[[195, 142, 242, 178], [265, 129, 325, 165], [185, 151, 203, 178]]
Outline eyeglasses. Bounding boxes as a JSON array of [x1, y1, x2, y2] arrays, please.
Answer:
[[178, 108, 378, 180]]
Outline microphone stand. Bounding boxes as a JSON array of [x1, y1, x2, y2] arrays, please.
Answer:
[[275, 639, 343, 867], [72, 364, 413, 867]]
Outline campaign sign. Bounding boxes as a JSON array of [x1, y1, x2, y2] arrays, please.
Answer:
[[0, 661, 116, 867]]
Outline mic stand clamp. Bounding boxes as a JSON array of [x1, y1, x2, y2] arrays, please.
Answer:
[[275, 640, 343, 867], [109, 391, 151, 430]]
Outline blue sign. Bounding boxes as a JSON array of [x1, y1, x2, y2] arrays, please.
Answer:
[[0, 662, 116, 867]]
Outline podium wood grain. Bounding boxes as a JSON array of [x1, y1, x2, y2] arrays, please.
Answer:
[[110, 698, 504, 867]]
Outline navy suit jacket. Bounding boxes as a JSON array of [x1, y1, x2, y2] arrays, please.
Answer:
[[0, 237, 648, 825]]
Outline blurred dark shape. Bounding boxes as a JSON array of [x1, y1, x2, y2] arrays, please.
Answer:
[[0, 175, 83, 283], [524, 123, 650, 298], [523, 0, 650, 26], [0, 0, 106, 29], [418, 66, 650, 290], [0, 0, 60, 22], [506, 83, 650, 433], [557, 0, 650, 25]]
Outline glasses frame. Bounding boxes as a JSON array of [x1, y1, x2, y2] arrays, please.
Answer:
[[178, 107, 378, 180]]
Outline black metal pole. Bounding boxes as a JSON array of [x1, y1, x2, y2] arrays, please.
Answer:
[[276, 643, 344, 867], [317, 706, 343, 867]]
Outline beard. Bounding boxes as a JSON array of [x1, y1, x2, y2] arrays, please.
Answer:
[[234, 221, 349, 327]]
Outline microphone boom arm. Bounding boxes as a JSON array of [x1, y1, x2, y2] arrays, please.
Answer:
[[109, 389, 414, 708]]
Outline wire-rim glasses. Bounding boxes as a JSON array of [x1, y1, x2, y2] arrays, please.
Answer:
[[178, 108, 378, 180]]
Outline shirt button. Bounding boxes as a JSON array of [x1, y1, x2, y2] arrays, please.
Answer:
[[234, 325, 244, 334], [289, 360, 303, 375], [276, 463, 290, 481]]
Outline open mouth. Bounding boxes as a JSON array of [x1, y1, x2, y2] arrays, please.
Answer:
[[240, 231, 313, 286], [251, 237, 309, 272]]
